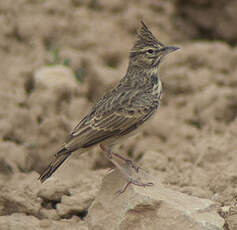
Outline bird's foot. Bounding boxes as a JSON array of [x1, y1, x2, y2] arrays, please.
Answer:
[[116, 177, 154, 195], [100, 144, 146, 173]]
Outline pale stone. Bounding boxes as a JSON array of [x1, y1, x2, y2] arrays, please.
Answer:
[[0, 180, 41, 217], [37, 164, 104, 218], [39, 208, 60, 220], [87, 169, 224, 230], [56, 169, 103, 217], [34, 65, 77, 90], [39, 219, 52, 228]]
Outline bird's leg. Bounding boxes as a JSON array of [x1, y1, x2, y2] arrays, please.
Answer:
[[100, 144, 143, 173], [100, 144, 153, 194], [101, 144, 133, 178], [112, 152, 146, 173], [100, 144, 113, 159], [116, 178, 154, 195], [116, 180, 132, 194], [100, 144, 114, 173]]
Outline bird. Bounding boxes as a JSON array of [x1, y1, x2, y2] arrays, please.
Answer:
[[39, 21, 179, 191]]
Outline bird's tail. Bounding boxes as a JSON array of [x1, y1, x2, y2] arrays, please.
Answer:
[[38, 147, 72, 183]]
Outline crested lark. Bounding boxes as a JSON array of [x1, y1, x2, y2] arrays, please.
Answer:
[[39, 21, 179, 190]]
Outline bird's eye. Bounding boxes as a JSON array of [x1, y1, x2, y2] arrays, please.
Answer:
[[147, 49, 154, 54]]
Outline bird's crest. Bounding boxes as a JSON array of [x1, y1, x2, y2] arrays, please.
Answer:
[[131, 21, 164, 53]]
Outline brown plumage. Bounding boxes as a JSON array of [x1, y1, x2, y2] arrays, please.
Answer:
[[39, 21, 179, 184]]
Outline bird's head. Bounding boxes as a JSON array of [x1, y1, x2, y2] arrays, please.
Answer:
[[129, 21, 179, 69]]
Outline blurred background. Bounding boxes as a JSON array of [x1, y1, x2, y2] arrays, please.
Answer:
[[0, 0, 236, 228]]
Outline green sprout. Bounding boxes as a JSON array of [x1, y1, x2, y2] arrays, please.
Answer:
[[47, 46, 85, 83]]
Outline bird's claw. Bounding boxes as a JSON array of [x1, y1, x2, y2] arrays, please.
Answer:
[[115, 178, 154, 195]]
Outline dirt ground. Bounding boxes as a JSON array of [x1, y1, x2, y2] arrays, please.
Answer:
[[0, 0, 237, 229]]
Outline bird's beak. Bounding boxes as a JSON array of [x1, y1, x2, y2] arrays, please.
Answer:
[[160, 46, 180, 55]]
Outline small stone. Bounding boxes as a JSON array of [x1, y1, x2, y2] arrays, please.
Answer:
[[39, 208, 60, 220], [39, 219, 52, 228], [34, 65, 77, 90]]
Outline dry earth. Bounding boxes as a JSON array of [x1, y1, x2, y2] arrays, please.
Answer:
[[0, 0, 237, 229]]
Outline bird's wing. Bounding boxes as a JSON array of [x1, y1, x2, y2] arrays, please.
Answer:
[[64, 89, 158, 150]]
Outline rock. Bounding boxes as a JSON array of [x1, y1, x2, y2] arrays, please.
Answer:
[[39, 219, 52, 228], [0, 142, 33, 174], [37, 161, 105, 219], [57, 180, 98, 217], [39, 208, 60, 220], [32, 65, 87, 119], [34, 65, 77, 91], [0, 214, 40, 230], [0, 172, 42, 217], [50, 217, 89, 230], [55, 169, 103, 218], [37, 179, 70, 202], [87, 169, 224, 230], [0, 213, 88, 230]]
